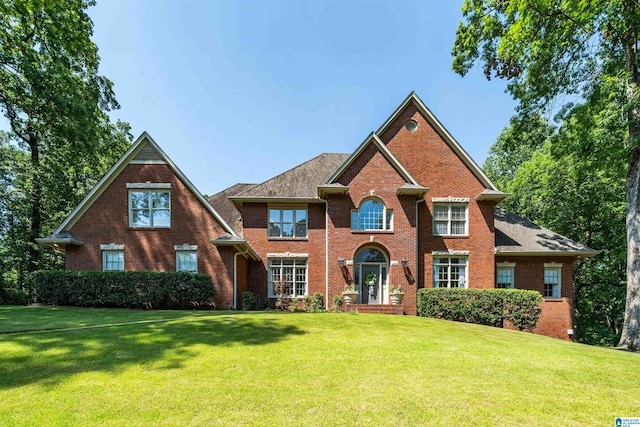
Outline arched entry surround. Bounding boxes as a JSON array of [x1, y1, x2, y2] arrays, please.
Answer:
[[353, 246, 389, 304]]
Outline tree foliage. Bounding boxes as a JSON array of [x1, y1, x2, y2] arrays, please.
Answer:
[[0, 0, 131, 289], [453, 0, 640, 351]]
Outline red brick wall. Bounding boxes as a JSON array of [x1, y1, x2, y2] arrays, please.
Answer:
[[243, 202, 327, 301], [378, 103, 497, 292], [65, 163, 237, 309], [497, 255, 575, 340]]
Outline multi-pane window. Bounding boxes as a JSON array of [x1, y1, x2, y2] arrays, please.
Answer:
[[351, 198, 393, 231], [496, 267, 514, 289], [103, 251, 124, 271], [433, 257, 467, 288], [129, 190, 171, 227], [269, 259, 307, 297], [433, 204, 467, 236], [268, 208, 307, 238], [544, 267, 561, 298], [176, 251, 198, 273]]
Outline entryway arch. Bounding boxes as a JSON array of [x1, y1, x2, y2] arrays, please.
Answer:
[[353, 246, 389, 304]]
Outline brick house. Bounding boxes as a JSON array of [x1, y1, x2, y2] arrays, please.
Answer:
[[38, 92, 597, 340]]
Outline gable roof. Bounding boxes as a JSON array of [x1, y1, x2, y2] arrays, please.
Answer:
[[326, 132, 421, 185], [377, 92, 501, 192], [52, 132, 239, 238], [230, 153, 350, 202], [208, 183, 256, 235], [494, 208, 599, 257]]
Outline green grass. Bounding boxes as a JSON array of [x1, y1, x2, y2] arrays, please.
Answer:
[[0, 306, 638, 426]]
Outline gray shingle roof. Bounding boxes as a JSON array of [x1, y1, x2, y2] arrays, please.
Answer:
[[207, 183, 257, 234], [494, 207, 598, 256], [234, 153, 350, 199]]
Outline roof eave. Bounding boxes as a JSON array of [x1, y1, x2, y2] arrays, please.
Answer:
[[476, 190, 510, 203], [317, 184, 350, 198], [209, 238, 261, 260], [396, 185, 430, 200], [495, 249, 601, 258]]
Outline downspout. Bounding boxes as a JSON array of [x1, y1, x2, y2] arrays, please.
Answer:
[[416, 198, 423, 290], [233, 247, 250, 310], [322, 198, 329, 310]]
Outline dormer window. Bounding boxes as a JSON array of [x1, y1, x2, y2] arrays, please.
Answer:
[[351, 198, 393, 231]]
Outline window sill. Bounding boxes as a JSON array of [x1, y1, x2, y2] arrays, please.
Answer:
[[351, 230, 394, 234], [433, 235, 469, 239], [543, 297, 563, 302], [129, 227, 171, 230]]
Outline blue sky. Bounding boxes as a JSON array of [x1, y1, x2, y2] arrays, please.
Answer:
[[88, 0, 516, 195]]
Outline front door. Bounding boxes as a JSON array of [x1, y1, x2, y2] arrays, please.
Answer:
[[356, 264, 387, 304]]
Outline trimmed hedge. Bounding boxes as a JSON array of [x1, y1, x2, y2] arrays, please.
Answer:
[[417, 288, 542, 331], [27, 270, 215, 310]]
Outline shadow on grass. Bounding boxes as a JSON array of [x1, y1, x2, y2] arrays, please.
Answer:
[[0, 312, 305, 389]]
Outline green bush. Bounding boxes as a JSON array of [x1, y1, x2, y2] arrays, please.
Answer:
[[26, 270, 215, 310], [0, 284, 29, 305], [242, 291, 261, 311], [332, 295, 343, 311], [303, 295, 313, 312], [417, 288, 542, 331], [311, 293, 325, 311]]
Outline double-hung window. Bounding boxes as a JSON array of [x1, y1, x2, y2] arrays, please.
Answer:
[[101, 244, 124, 271], [351, 198, 393, 231], [268, 208, 307, 238], [433, 257, 467, 288], [433, 203, 467, 236], [496, 263, 515, 289], [269, 258, 307, 297], [544, 264, 562, 298], [127, 183, 171, 228], [175, 244, 198, 273]]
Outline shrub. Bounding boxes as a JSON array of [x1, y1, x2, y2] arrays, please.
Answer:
[[26, 270, 215, 310], [332, 295, 343, 311], [242, 291, 261, 311], [311, 293, 325, 311], [417, 288, 542, 331], [0, 283, 29, 305], [303, 295, 313, 312], [273, 281, 292, 311]]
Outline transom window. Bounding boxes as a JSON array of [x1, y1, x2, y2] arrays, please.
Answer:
[[351, 198, 393, 231], [177, 252, 198, 273], [103, 251, 124, 271], [268, 208, 307, 238], [433, 204, 467, 236], [129, 190, 171, 228], [544, 266, 561, 298], [269, 259, 307, 297], [496, 266, 514, 289], [433, 257, 467, 288]]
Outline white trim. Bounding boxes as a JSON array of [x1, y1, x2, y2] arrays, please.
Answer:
[[266, 252, 309, 258], [432, 203, 468, 237], [100, 243, 125, 251], [126, 182, 171, 189], [543, 264, 562, 298], [432, 250, 470, 256], [432, 255, 468, 289], [128, 188, 171, 228], [267, 258, 308, 298], [496, 264, 515, 289], [376, 92, 499, 191], [176, 250, 198, 274], [351, 197, 393, 231], [174, 244, 198, 251], [326, 132, 420, 185], [102, 249, 124, 272], [54, 132, 240, 238], [432, 196, 470, 203], [495, 250, 600, 257]]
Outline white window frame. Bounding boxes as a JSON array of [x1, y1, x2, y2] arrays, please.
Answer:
[[175, 244, 198, 273], [544, 263, 562, 298], [433, 256, 468, 288], [496, 262, 515, 289], [101, 243, 124, 271], [268, 258, 308, 298], [268, 207, 308, 238], [127, 183, 171, 228], [351, 197, 393, 231], [432, 203, 468, 236]]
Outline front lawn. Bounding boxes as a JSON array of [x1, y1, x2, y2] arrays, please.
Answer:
[[0, 306, 637, 426]]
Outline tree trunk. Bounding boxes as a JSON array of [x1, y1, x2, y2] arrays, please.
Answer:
[[619, 0, 640, 351], [26, 133, 41, 275]]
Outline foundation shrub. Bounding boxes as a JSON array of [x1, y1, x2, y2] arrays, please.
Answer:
[[27, 270, 215, 309], [417, 288, 542, 331]]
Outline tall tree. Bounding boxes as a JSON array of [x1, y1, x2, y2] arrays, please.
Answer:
[[0, 0, 130, 282], [453, 0, 640, 351]]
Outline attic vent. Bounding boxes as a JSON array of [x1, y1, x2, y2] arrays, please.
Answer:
[[405, 120, 418, 133]]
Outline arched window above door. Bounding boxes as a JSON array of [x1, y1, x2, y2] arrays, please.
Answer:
[[354, 247, 387, 264], [351, 198, 393, 231]]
